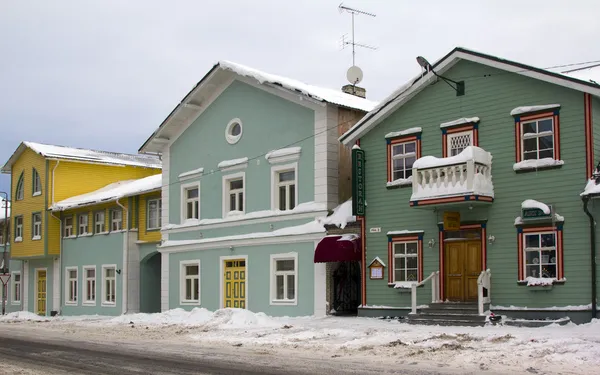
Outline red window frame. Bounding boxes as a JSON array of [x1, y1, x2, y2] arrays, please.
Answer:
[[514, 111, 560, 163], [517, 224, 564, 282], [386, 135, 421, 183], [441, 123, 479, 158], [387, 233, 424, 284]]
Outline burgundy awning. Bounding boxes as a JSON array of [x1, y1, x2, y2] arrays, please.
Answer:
[[314, 234, 361, 263]]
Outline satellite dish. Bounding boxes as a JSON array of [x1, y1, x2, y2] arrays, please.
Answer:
[[346, 65, 363, 85]]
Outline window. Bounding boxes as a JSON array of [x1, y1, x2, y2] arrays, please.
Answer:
[[517, 225, 564, 282], [94, 211, 105, 233], [180, 261, 200, 304], [14, 216, 23, 241], [147, 199, 162, 230], [440, 120, 479, 158], [386, 133, 422, 185], [83, 266, 96, 305], [101, 265, 116, 305], [78, 214, 89, 235], [12, 272, 21, 304], [182, 185, 199, 220], [15, 173, 24, 201], [64, 216, 73, 237], [270, 253, 297, 305], [32, 168, 42, 196], [391, 141, 416, 181], [110, 209, 122, 231], [272, 163, 297, 211], [65, 267, 78, 305], [223, 173, 244, 215], [387, 233, 424, 284], [393, 242, 419, 282], [225, 118, 243, 144], [32, 213, 42, 239], [447, 130, 473, 157], [522, 117, 554, 161]]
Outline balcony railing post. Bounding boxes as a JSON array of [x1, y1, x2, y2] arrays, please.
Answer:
[[411, 283, 417, 314], [466, 159, 475, 191]]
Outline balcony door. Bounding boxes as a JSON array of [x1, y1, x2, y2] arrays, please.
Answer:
[[447, 130, 474, 157], [444, 240, 481, 302]]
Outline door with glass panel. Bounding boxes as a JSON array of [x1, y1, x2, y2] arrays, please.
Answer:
[[223, 260, 246, 308]]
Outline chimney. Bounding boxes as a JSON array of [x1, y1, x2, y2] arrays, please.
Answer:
[[341, 84, 366, 98]]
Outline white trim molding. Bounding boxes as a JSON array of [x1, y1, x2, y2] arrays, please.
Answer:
[[180, 181, 201, 224], [225, 118, 243, 145], [270, 162, 298, 212], [178, 167, 204, 182], [161, 252, 170, 312], [265, 147, 302, 165], [53, 258, 60, 312], [82, 265, 97, 306], [23, 264, 29, 311], [179, 260, 201, 306], [100, 264, 117, 307], [219, 254, 249, 309], [222, 171, 246, 217], [313, 239, 327, 317], [64, 266, 78, 306], [269, 252, 298, 306]]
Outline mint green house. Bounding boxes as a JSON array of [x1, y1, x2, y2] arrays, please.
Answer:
[[140, 61, 375, 317], [1, 205, 24, 315], [340, 48, 600, 324]]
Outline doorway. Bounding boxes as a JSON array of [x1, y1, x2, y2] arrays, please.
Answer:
[[223, 259, 246, 309], [140, 252, 161, 313], [444, 241, 482, 302], [36, 269, 47, 315]]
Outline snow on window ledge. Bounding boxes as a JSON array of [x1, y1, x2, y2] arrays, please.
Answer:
[[265, 147, 301, 164], [77, 233, 94, 237], [510, 104, 560, 116], [515, 213, 564, 226], [62, 235, 77, 240], [521, 199, 550, 214], [386, 176, 412, 188], [14, 237, 22, 243], [32, 191, 42, 197], [31, 235, 41, 241], [518, 277, 566, 287], [390, 281, 421, 289], [513, 158, 564, 172], [439, 117, 480, 128], [385, 127, 422, 139], [178, 168, 204, 180]]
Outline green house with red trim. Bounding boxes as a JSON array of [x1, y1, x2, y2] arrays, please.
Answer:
[[340, 47, 600, 324]]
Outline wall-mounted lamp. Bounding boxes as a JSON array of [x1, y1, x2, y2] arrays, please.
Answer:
[[269, 224, 274, 230], [428, 239, 436, 248], [488, 235, 496, 245], [116, 269, 122, 275], [416, 56, 465, 96], [229, 246, 234, 251]]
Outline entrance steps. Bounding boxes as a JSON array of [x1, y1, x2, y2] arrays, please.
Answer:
[[407, 302, 486, 327]]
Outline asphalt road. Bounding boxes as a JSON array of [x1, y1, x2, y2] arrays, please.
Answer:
[[0, 328, 488, 375]]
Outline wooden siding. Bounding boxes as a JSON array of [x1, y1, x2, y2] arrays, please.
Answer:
[[10, 148, 47, 257], [360, 60, 591, 308], [138, 192, 161, 243]]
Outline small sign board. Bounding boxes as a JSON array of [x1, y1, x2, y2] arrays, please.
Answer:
[[443, 211, 461, 231], [368, 258, 385, 280], [522, 206, 552, 220], [369, 227, 381, 233], [0, 274, 10, 286], [352, 148, 366, 216]]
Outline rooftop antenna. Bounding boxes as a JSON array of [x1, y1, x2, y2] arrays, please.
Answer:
[[338, 3, 376, 86]]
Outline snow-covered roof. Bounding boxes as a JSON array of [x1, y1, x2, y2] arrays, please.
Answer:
[[340, 47, 600, 145], [50, 174, 162, 211], [2, 141, 161, 173], [581, 178, 600, 197], [218, 61, 378, 112], [317, 199, 356, 230]]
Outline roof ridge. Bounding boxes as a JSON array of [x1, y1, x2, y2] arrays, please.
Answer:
[[24, 141, 159, 160]]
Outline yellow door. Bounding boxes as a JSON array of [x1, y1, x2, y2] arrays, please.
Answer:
[[37, 270, 47, 315], [224, 260, 246, 309]]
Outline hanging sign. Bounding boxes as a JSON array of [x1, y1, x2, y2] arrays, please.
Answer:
[[352, 147, 366, 216], [443, 211, 461, 231]]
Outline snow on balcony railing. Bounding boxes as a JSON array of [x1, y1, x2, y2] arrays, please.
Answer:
[[411, 146, 494, 201]]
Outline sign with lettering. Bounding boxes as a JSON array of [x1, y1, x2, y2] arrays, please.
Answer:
[[443, 211, 461, 231], [352, 147, 366, 216], [522, 206, 551, 220]]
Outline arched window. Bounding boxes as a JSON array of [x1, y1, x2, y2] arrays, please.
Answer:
[[15, 173, 24, 201], [32, 168, 42, 196]]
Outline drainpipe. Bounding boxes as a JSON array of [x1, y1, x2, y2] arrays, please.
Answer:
[[51, 161, 59, 206], [116, 198, 128, 315], [50, 210, 62, 314], [582, 196, 598, 320]]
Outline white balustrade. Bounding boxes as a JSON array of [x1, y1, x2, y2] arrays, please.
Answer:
[[477, 269, 492, 316]]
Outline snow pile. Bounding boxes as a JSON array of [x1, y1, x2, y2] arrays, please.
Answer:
[[524, 277, 555, 287], [265, 147, 301, 162], [317, 199, 355, 229], [386, 175, 412, 187], [413, 146, 491, 169], [219, 61, 378, 112], [439, 117, 480, 128], [510, 104, 560, 116], [23, 141, 162, 169], [217, 157, 248, 169], [384, 127, 422, 139], [109, 308, 214, 326], [581, 178, 600, 197], [202, 309, 279, 329], [513, 158, 564, 171], [393, 281, 419, 289], [0, 311, 50, 322], [50, 174, 162, 211], [165, 201, 327, 230], [521, 199, 550, 214], [178, 168, 204, 179]]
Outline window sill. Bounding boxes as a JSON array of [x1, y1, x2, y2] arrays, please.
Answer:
[[78, 233, 93, 238], [63, 236, 77, 240], [513, 161, 564, 174], [146, 228, 161, 232], [82, 302, 97, 306], [65, 302, 78, 306], [517, 280, 565, 289], [388, 282, 423, 291], [95, 231, 110, 236], [110, 229, 126, 234], [14, 238, 22, 243], [270, 299, 298, 306], [31, 237, 41, 241], [180, 300, 201, 305], [11, 302, 21, 306], [32, 192, 42, 197], [101, 302, 117, 307], [386, 182, 412, 190]]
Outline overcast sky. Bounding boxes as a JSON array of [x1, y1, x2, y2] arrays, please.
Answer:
[[1, 0, 598, 195]]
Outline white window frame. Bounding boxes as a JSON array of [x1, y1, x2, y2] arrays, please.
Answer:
[[390, 141, 417, 181], [180, 181, 201, 222], [82, 265, 96, 306], [11, 271, 21, 305], [14, 216, 23, 241], [65, 266, 78, 305], [180, 260, 201, 305], [523, 231, 557, 279], [222, 172, 245, 217], [15, 174, 24, 201], [32, 168, 42, 196], [94, 211, 106, 234], [32, 212, 42, 240], [269, 252, 298, 306], [101, 264, 117, 307], [110, 209, 122, 232], [78, 214, 89, 236], [447, 130, 474, 157], [147, 198, 162, 230], [521, 116, 555, 161], [225, 118, 243, 145], [64, 215, 74, 237], [392, 241, 419, 283], [270, 163, 298, 211]]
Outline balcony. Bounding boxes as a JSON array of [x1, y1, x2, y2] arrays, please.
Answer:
[[410, 146, 494, 207]]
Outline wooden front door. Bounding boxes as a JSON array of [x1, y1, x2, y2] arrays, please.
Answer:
[[36, 270, 47, 315], [223, 259, 246, 309], [444, 241, 481, 301]]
